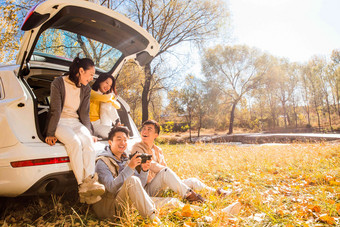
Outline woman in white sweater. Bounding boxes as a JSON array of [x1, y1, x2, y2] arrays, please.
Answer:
[[45, 57, 105, 204]]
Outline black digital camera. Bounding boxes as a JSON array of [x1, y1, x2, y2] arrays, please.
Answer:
[[129, 151, 152, 163]]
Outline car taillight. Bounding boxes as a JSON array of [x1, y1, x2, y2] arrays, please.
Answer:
[[11, 157, 70, 168]]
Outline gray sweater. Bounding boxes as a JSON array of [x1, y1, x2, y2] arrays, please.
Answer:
[[45, 76, 92, 137], [95, 146, 149, 196]]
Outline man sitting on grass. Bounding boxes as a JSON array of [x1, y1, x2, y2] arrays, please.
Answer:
[[92, 126, 205, 222], [131, 120, 241, 215], [92, 126, 160, 223]]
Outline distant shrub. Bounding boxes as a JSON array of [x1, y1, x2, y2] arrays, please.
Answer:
[[161, 122, 189, 133], [162, 121, 175, 133]]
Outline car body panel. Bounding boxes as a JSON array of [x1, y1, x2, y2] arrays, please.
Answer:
[[0, 68, 38, 145], [0, 0, 159, 197]]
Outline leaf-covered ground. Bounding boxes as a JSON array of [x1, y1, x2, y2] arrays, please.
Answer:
[[1, 143, 340, 226]]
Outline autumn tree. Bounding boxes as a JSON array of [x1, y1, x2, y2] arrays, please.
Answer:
[[300, 64, 312, 126], [327, 49, 340, 117], [167, 75, 206, 141], [303, 57, 326, 131], [202, 45, 270, 134], [116, 61, 144, 125], [288, 63, 302, 128], [0, 0, 40, 63], [112, 0, 228, 124], [274, 59, 300, 128], [251, 57, 280, 129]]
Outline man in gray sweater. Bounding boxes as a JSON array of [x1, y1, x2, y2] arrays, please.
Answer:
[[92, 126, 160, 222]]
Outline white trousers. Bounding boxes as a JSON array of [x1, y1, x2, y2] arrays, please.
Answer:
[[93, 170, 195, 219], [93, 176, 156, 219], [93, 102, 120, 138], [92, 120, 112, 139], [145, 168, 191, 198], [100, 102, 119, 126], [55, 118, 95, 185], [182, 178, 216, 193]]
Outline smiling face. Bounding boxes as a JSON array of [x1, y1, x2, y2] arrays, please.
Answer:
[[99, 77, 113, 94], [108, 131, 128, 158], [78, 66, 95, 86], [141, 124, 159, 145]]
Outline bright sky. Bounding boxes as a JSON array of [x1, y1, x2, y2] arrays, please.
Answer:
[[228, 0, 340, 63]]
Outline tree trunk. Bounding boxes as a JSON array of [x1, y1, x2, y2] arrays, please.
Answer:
[[314, 99, 321, 132], [305, 105, 310, 126], [337, 88, 340, 117], [325, 96, 333, 131], [287, 114, 291, 127], [271, 109, 276, 129], [198, 111, 202, 138], [293, 104, 298, 128], [188, 111, 192, 142], [228, 102, 237, 134], [142, 63, 152, 124], [282, 102, 287, 128]]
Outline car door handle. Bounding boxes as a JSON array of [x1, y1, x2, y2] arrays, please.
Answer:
[[17, 103, 25, 107]]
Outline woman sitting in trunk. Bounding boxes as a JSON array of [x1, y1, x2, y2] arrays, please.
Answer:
[[45, 57, 105, 204], [90, 73, 121, 139]]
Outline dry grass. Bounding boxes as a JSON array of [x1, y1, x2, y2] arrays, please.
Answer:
[[1, 143, 340, 226]]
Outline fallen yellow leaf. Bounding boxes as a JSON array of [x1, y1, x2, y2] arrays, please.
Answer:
[[319, 214, 335, 225], [183, 221, 195, 227], [328, 199, 335, 204], [329, 180, 340, 186], [181, 204, 192, 217], [308, 205, 321, 213], [336, 204, 340, 215], [324, 175, 334, 182]]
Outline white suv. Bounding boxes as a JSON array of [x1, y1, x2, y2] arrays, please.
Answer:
[[0, 0, 159, 197]]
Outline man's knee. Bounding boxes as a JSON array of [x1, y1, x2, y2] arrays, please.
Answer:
[[125, 176, 142, 188], [185, 178, 200, 183], [159, 167, 170, 175], [158, 167, 178, 178]]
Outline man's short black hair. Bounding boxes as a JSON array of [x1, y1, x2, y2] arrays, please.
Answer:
[[142, 120, 160, 134], [108, 126, 130, 140]]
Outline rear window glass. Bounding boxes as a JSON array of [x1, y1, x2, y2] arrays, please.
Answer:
[[31, 28, 123, 72]]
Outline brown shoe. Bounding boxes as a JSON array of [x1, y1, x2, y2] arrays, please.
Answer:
[[185, 191, 206, 203]]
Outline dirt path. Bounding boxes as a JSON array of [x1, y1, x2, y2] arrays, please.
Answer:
[[159, 133, 340, 144]]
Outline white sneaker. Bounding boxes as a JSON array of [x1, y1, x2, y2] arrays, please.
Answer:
[[217, 187, 242, 197], [221, 202, 241, 217], [216, 188, 233, 197], [149, 213, 163, 226], [79, 173, 105, 196], [79, 194, 102, 204]]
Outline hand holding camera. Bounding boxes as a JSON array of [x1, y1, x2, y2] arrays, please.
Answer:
[[129, 151, 152, 163], [129, 151, 153, 172]]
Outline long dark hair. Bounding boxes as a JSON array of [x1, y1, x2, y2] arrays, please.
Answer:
[[92, 73, 117, 95], [67, 57, 95, 87]]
